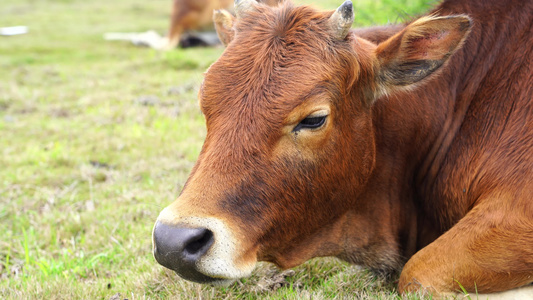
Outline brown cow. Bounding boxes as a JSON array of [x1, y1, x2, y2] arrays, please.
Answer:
[[153, 0, 533, 297], [161, 0, 282, 50]]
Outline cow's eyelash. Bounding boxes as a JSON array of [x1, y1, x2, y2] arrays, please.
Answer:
[[293, 115, 327, 132]]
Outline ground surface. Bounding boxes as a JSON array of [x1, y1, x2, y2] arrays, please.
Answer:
[[1, 0, 433, 298]]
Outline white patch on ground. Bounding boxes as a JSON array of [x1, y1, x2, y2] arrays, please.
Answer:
[[461, 285, 533, 300]]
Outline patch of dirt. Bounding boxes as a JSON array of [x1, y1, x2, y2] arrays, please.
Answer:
[[166, 83, 195, 96], [48, 108, 71, 118], [0, 258, 24, 280], [108, 293, 127, 300], [89, 160, 111, 169], [0, 100, 9, 111], [13, 106, 37, 114], [254, 269, 296, 292], [134, 95, 160, 106]]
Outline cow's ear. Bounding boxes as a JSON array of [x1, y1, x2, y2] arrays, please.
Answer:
[[213, 9, 235, 47], [374, 15, 472, 96]]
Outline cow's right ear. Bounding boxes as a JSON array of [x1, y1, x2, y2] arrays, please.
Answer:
[[373, 15, 472, 99], [213, 9, 236, 47]]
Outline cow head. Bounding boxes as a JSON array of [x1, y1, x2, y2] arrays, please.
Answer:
[[153, 0, 471, 285]]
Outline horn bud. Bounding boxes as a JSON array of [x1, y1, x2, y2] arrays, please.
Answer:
[[329, 0, 354, 40], [235, 0, 256, 18]]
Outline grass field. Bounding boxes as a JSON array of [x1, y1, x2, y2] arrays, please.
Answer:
[[1, 0, 434, 298]]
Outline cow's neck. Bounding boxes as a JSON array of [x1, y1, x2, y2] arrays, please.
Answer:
[[363, 0, 526, 258]]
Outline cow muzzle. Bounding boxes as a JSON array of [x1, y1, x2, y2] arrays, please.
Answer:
[[153, 222, 217, 283], [152, 209, 256, 285]]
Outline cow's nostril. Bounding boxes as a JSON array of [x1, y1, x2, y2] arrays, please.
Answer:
[[184, 229, 214, 256], [153, 221, 216, 283]]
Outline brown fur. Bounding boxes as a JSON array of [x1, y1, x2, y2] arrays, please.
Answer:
[[159, 0, 533, 295]]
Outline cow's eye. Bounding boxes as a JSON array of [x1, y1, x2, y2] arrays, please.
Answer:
[[293, 115, 327, 132]]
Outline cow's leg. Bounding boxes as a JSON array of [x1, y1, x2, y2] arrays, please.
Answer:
[[398, 200, 533, 296], [162, 0, 189, 50], [163, 0, 217, 50]]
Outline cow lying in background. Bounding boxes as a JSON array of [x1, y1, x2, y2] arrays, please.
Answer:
[[160, 0, 282, 50], [153, 0, 533, 297]]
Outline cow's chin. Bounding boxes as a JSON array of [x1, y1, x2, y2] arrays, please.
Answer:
[[171, 254, 254, 286], [174, 272, 236, 287]]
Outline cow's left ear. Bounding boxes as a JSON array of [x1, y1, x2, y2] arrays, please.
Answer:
[[373, 15, 472, 97], [213, 9, 236, 47]]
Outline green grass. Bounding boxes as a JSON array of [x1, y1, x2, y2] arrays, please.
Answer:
[[1, 0, 431, 298]]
